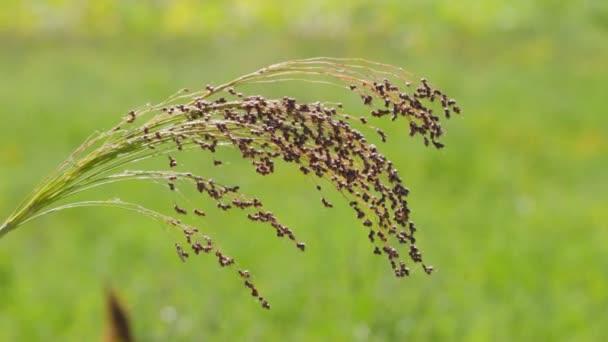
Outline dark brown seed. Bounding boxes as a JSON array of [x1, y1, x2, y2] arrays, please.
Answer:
[[423, 265, 434, 275], [174, 205, 187, 215], [169, 156, 177, 168], [321, 198, 333, 208], [126, 110, 136, 123]]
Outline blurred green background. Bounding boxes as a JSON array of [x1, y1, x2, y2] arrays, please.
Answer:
[[1, 1, 607, 341]]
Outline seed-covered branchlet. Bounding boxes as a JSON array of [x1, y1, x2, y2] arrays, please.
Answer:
[[1, 58, 460, 310]]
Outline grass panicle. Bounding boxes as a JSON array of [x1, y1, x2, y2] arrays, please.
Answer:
[[0, 57, 460, 309]]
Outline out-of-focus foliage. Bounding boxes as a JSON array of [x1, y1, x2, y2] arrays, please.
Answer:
[[1, 1, 607, 341], [2, 0, 607, 38]]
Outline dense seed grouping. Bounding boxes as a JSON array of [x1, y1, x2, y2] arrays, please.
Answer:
[[1, 58, 460, 310]]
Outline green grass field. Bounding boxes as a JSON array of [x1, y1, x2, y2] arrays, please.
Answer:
[[1, 4, 607, 341]]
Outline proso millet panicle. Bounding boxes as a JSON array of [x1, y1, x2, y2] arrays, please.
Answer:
[[1, 58, 460, 311]]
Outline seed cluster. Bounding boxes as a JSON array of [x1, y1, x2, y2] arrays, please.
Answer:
[[127, 65, 459, 300], [170, 214, 271, 308], [159, 171, 304, 250], [10, 59, 459, 310], [139, 171, 301, 309]]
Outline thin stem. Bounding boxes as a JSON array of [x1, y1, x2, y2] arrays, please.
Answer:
[[21, 199, 176, 227]]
